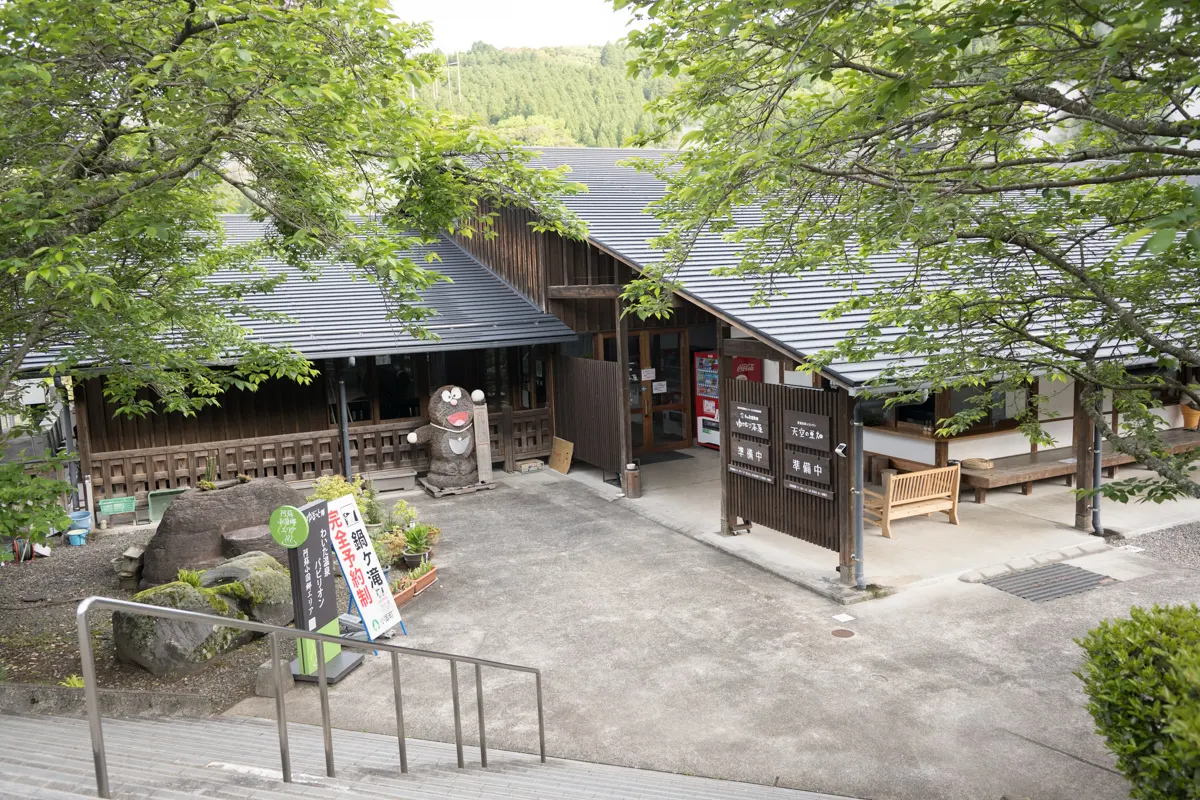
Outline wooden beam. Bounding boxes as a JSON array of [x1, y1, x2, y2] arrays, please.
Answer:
[[720, 336, 785, 361], [73, 380, 93, 509], [547, 283, 622, 299]]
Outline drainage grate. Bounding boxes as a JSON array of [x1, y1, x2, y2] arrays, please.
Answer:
[[984, 563, 1117, 602]]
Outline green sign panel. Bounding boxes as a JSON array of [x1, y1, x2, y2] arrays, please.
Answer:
[[269, 505, 308, 548], [98, 496, 136, 514]]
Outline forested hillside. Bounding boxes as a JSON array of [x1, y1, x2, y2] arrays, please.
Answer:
[[424, 42, 672, 148]]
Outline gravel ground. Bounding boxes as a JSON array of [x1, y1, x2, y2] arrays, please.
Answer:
[[0, 526, 349, 712], [1129, 521, 1200, 571]]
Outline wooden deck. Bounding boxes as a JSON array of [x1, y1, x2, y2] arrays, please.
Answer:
[[959, 427, 1200, 502]]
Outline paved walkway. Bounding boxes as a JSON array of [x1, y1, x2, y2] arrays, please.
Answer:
[[230, 471, 1198, 800], [569, 446, 1200, 593]]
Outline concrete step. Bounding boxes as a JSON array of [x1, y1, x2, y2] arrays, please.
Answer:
[[0, 713, 854, 800]]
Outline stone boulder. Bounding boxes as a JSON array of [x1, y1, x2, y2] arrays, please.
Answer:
[[114, 552, 293, 677], [140, 478, 303, 587]]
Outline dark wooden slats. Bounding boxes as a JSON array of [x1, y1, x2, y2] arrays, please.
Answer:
[[723, 380, 852, 556], [87, 409, 553, 501], [552, 355, 624, 473]]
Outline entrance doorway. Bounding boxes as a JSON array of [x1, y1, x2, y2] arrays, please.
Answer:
[[601, 329, 691, 454]]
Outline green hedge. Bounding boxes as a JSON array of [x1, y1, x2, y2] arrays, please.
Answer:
[[1077, 604, 1200, 800]]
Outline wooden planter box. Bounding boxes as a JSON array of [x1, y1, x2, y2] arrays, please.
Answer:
[[392, 564, 438, 608]]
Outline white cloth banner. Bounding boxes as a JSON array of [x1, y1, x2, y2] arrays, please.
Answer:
[[328, 494, 402, 639]]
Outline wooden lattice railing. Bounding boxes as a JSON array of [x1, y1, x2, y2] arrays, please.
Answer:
[[88, 407, 553, 501]]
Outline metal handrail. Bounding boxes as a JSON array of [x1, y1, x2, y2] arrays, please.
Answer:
[[76, 596, 546, 798]]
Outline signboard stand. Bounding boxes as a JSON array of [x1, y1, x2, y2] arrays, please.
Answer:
[[270, 502, 364, 683]]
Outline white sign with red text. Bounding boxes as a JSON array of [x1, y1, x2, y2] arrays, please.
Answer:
[[327, 494, 402, 639]]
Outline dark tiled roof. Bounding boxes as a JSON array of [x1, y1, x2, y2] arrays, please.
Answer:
[[527, 148, 1148, 388], [21, 216, 577, 370]]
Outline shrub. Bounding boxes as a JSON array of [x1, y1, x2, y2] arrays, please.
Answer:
[[375, 532, 408, 569], [384, 499, 418, 533], [0, 461, 72, 545], [307, 474, 364, 505], [359, 477, 383, 525], [1077, 604, 1200, 800], [59, 674, 85, 688]]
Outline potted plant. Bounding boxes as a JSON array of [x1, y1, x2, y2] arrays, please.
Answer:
[[390, 560, 438, 608], [359, 478, 385, 536], [384, 499, 418, 533], [401, 524, 432, 568], [1183, 398, 1200, 430]]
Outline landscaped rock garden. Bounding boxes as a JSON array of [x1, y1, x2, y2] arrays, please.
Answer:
[[140, 477, 304, 588], [113, 552, 292, 677]]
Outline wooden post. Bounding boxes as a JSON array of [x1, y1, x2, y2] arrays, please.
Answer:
[[501, 402, 515, 473], [1073, 380, 1095, 531], [616, 297, 632, 492], [73, 381, 94, 513], [546, 351, 557, 439], [716, 322, 735, 535], [934, 389, 951, 467]]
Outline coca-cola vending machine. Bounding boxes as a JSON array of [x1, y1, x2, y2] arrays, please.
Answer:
[[694, 351, 763, 448]]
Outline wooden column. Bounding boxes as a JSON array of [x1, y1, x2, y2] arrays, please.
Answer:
[[616, 297, 633, 491], [501, 402, 515, 473], [934, 389, 951, 467], [1072, 380, 1095, 531], [716, 322, 735, 535]]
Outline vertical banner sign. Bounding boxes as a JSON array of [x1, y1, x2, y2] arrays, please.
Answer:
[[272, 502, 340, 675], [328, 494, 402, 640]]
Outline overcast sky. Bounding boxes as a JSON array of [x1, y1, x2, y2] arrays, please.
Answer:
[[391, 0, 641, 52]]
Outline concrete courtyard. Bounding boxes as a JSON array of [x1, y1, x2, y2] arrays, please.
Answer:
[[568, 446, 1200, 594], [230, 470, 1200, 800]]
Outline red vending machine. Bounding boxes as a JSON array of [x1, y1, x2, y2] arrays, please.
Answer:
[[694, 352, 762, 449]]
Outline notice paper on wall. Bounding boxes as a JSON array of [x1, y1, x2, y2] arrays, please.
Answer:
[[651, 380, 667, 394]]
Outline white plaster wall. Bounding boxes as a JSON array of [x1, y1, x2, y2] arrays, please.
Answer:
[[1041, 378, 1074, 420], [1043, 419, 1075, 448], [863, 428, 936, 464], [1118, 404, 1183, 434], [782, 369, 809, 387], [948, 431, 1033, 461], [763, 359, 781, 385]]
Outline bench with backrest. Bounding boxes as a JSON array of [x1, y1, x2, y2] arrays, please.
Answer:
[[863, 464, 961, 538]]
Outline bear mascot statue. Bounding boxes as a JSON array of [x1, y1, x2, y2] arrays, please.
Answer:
[[407, 386, 486, 489]]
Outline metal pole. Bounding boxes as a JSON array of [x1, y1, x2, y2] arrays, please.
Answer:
[[316, 640, 335, 777], [338, 365, 352, 478], [475, 664, 488, 768], [450, 660, 465, 768], [390, 651, 408, 773], [1092, 418, 1104, 536], [853, 400, 866, 590], [270, 633, 292, 783], [76, 605, 109, 798], [535, 671, 546, 763]]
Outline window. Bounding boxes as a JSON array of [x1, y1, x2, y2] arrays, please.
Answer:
[[483, 349, 509, 406], [377, 355, 420, 420], [1126, 365, 1182, 405], [950, 385, 1024, 434], [328, 360, 372, 424]]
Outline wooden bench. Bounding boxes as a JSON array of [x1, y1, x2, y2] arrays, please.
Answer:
[[959, 427, 1200, 503], [863, 465, 961, 539]]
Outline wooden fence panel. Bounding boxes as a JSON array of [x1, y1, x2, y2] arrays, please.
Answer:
[[723, 380, 851, 554], [87, 410, 554, 501], [552, 355, 623, 473]]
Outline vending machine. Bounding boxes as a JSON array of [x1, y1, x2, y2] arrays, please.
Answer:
[[694, 352, 762, 449]]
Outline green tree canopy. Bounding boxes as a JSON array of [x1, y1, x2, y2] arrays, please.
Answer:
[[0, 0, 583, 431], [621, 0, 1200, 500], [425, 42, 674, 148], [494, 115, 578, 147]]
